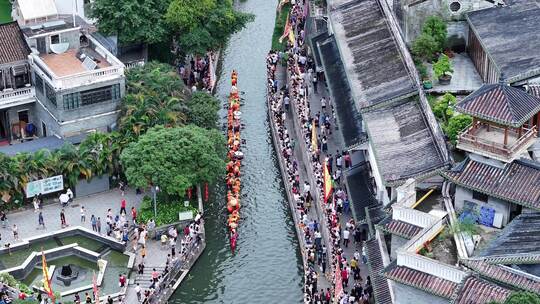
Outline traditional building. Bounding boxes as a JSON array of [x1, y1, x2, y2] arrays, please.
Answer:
[[466, 0, 540, 84], [455, 83, 540, 163], [0, 0, 125, 155], [0, 22, 35, 145]]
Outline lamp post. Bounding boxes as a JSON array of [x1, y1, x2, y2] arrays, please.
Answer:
[[151, 185, 160, 218]]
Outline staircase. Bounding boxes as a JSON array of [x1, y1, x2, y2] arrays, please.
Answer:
[[133, 266, 166, 288]]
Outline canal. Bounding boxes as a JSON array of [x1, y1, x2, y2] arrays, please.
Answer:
[[170, 0, 304, 303]]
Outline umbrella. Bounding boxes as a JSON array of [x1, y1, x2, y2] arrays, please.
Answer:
[[59, 193, 69, 204]]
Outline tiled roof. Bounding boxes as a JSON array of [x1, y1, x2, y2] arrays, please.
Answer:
[[528, 85, 540, 99], [363, 98, 447, 186], [329, 0, 416, 110], [385, 265, 458, 299], [463, 259, 540, 294], [454, 276, 511, 304], [478, 212, 540, 260], [456, 84, 540, 127], [466, 0, 540, 83], [444, 158, 540, 210], [365, 239, 393, 304], [0, 22, 31, 65], [380, 219, 422, 239]]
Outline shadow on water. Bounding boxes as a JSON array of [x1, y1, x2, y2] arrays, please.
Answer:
[[170, 1, 304, 303]]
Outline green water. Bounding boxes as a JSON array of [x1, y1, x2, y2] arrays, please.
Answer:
[[22, 256, 98, 292], [0, 235, 108, 270], [100, 250, 130, 295], [59, 236, 104, 252], [0, 239, 58, 269]]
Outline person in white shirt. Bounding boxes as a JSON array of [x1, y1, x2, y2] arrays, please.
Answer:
[[343, 229, 350, 247]]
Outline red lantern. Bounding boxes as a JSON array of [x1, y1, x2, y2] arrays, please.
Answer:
[[204, 183, 209, 202], [187, 187, 192, 199]]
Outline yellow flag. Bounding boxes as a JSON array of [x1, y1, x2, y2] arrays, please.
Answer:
[[288, 29, 295, 45], [311, 120, 317, 151], [323, 160, 333, 203], [41, 252, 55, 302]]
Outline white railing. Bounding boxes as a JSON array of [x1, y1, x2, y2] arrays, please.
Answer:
[[55, 66, 124, 89], [125, 61, 145, 69], [397, 251, 468, 283], [31, 54, 124, 90], [0, 87, 34, 106], [393, 205, 439, 228], [404, 217, 445, 253]]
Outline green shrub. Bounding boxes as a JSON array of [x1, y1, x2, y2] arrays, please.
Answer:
[[422, 16, 447, 51], [412, 33, 439, 61], [445, 114, 472, 144], [0, 273, 32, 294], [138, 196, 197, 226], [433, 54, 453, 78]]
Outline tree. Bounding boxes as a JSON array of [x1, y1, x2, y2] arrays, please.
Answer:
[[422, 16, 447, 51], [412, 33, 440, 62], [432, 93, 456, 125], [118, 63, 191, 139], [445, 114, 472, 144], [166, 0, 254, 54], [120, 126, 225, 197], [433, 54, 453, 78], [90, 0, 169, 44], [504, 292, 540, 304], [186, 92, 220, 129]]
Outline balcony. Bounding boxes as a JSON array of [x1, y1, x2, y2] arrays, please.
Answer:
[[457, 121, 538, 162], [29, 34, 124, 91], [0, 87, 35, 109]]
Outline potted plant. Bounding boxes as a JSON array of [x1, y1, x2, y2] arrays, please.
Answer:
[[433, 54, 453, 85]]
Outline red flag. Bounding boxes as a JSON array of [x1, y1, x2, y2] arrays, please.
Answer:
[[334, 261, 343, 302], [92, 271, 100, 304], [204, 183, 209, 202], [323, 160, 333, 203], [187, 187, 192, 199], [41, 252, 55, 302], [278, 13, 291, 44]]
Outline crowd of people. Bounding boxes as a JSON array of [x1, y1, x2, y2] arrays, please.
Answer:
[[177, 52, 217, 93], [267, 0, 374, 303]]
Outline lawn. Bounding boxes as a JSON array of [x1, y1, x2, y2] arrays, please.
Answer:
[[0, 0, 11, 24], [271, 3, 292, 52]]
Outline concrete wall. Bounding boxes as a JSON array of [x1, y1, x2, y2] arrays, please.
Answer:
[[454, 186, 512, 226], [33, 74, 124, 138], [75, 174, 110, 197], [393, 282, 449, 304], [390, 234, 409, 260], [366, 141, 389, 204], [400, 0, 494, 45]]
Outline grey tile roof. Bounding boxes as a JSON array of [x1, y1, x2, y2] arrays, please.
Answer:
[[463, 259, 540, 294], [385, 264, 458, 299], [363, 98, 446, 186], [0, 22, 31, 65], [0, 136, 66, 156], [454, 276, 511, 304], [379, 218, 422, 239], [466, 1, 540, 83], [329, 0, 416, 110], [478, 212, 540, 259], [456, 84, 540, 127], [365, 238, 393, 304], [444, 158, 540, 210]]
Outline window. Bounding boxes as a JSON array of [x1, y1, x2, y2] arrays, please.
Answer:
[[62, 84, 121, 110], [449, 1, 461, 12], [45, 82, 56, 107], [63, 92, 81, 110], [472, 190, 488, 203], [34, 74, 44, 94], [50, 34, 60, 44]]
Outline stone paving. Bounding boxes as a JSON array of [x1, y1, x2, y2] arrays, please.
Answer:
[[1, 189, 142, 244], [428, 53, 483, 94]]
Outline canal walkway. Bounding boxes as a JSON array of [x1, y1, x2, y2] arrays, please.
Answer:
[[266, 1, 373, 302]]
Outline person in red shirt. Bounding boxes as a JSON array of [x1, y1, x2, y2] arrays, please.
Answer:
[[118, 274, 127, 287], [131, 207, 137, 224], [120, 199, 126, 215]]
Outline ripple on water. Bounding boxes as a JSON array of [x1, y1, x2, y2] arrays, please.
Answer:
[[170, 0, 304, 303]]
